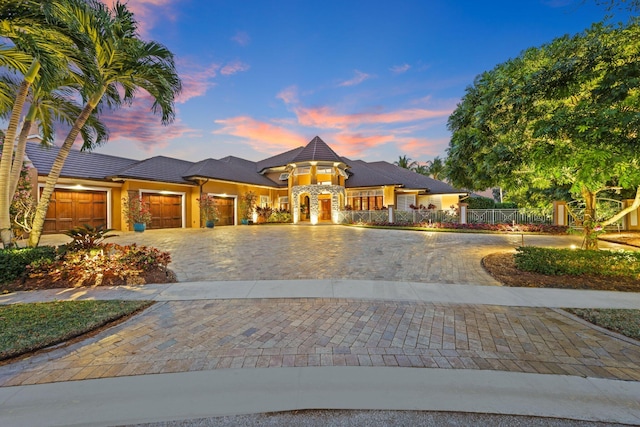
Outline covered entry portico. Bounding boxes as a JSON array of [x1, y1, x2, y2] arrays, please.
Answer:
[[292, 185, 345, 224]]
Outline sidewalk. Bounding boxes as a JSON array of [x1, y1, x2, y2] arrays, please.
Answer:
[[1, 280, 639, 426]]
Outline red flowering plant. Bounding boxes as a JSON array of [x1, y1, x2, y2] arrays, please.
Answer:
[[122, 195, 152, 225]]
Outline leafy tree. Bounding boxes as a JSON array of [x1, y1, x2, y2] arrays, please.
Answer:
[[447, 21, 640, 249], [28, 1, 181, 247], [393, 155, 417, 170]]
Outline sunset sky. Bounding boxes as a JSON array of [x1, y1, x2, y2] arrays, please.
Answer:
[[70, 1, 630, 163]]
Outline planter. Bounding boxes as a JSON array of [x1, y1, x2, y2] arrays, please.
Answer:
[[241, 218, 249, 225], [133, 223, 146, 232], [205, 220, 215, 228]]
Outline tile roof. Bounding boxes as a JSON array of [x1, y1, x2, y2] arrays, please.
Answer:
[[290, 136, 343, 164], [256, 146, 304, 172], [367, 161, 464, 194], [26, 143, 138, 180], [184, 158, 280, 187], [24, 137, 465, 195], [341, 158, 399, 188], [109, 156, 195, 185]]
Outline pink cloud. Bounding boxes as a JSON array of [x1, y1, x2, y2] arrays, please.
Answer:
[[276, 86, 299, 105], [339, 70, 372, 87], [176, 60, 220, 103], [390, 64, 411, 74], [98, 96, 200, 152], [294, 105, 453, 130], [398, 137, 450, 158], [232, 31, 251, 46], [332, 133, 396, 157], [213, 116, 306, 153], [220, 60, 250, 76]]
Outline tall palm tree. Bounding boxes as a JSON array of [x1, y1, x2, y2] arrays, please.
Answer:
[[394, 155, 418, 170], [413, 164, 430, 176], [428, 156, 446, 180], [28, 0, 182, 247], [0, 0, 89, 247]]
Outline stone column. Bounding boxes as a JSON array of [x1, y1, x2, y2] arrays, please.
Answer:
[[459, 203, 468, 224], [553, 201, 568, 226]]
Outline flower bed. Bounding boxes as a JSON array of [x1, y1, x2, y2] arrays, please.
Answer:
[[349, 221, 568, 234]]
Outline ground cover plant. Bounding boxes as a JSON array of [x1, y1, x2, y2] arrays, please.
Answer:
[[347, 221, 568, 234], [0, 300, 153, 361], [564, 309, 640, 341]]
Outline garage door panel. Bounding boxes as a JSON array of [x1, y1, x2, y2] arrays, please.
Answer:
[[43, 189, 108, 233], [143, 193, 182, 229], [214, 197, 235, 226]]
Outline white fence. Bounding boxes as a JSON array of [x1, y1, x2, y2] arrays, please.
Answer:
[[466, 209, 552, 225], [339, 208, 552, 225]]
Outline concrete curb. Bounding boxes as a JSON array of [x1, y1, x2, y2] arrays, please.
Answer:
[[1, 367, 639, 426]]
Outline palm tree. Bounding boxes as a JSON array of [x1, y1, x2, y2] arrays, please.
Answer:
[[428, 156, 446, 180], [28, 0, 182, 247], [394, 155, 418, 170], [413, 164, 430, 176], [0, 0, 88, 247]]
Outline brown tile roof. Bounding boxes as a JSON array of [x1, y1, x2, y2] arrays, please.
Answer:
[[109, 156, 196, 185], [184, 158, 279, 187], [256, 146, 304, 172], [290, 136, 343, 163]]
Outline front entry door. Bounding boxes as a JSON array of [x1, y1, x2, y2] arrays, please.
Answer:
[[320, 199, 331, 221]]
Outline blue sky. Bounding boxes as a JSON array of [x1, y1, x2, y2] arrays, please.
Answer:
[[91, 0, 628, 165]]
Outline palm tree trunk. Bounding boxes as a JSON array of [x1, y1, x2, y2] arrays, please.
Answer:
[[0, 61, 40, 248], [8, 116, 34, 198], [28, 93, 100, 247]]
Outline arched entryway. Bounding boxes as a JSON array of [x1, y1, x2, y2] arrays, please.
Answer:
[[291, 185, 346, 224]]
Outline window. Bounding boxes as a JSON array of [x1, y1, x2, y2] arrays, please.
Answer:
[[260, 195, 269, 208], [294, 167, 310, 175], [317, 167, 333, 174], [347, 189, 384, 210], [279, 173, 290, 181], [279, 196, 289, 211], [396, 194, 416, 211]]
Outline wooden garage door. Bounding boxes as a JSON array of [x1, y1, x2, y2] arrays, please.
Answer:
[[143, 193, 182, 229], [43, 189, 107, 233], [214, 196, 235, 226]]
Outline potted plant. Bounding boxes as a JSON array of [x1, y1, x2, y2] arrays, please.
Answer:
[[239, 191, 257, 224], [198, 194, 219, 228], [122, 195, 152, 232], [300, 203, 308, 220]]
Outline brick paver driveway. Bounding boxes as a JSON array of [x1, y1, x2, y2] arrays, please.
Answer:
[[42, 224, 623, 284], [5, 225, 636, 387]]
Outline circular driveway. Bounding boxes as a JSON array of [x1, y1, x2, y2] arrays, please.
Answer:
[[42, 224, 628, 285]]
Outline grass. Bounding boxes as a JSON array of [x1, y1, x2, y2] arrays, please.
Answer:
[[566, 309, 640, 341], [0, 300, 153, 361]]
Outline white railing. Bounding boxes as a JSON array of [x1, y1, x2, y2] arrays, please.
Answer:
[[467, 209, 552, 225], [339, 209, 458, 224], [338, 210, 389, 224]]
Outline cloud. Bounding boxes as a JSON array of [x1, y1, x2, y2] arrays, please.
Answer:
[[99, 96, 200, 152], [294, 105, 453, 130], [339, 70, 372, 87], [213, 116, 306, 153], [220, 60, 250, 76], [231, 31, 251, 46], [176, 60, 220, 103], [390, 64, 411, 74], [276, 86, 299, 105], [331, 132, 396, 157], [398, 136, 450, 158]]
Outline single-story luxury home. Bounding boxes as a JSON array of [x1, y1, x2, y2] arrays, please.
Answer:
[[23, 135, 467, 233]]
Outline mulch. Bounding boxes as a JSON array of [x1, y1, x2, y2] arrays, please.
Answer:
[[482, 252, 640, 292], [1, 268, 177, 294]]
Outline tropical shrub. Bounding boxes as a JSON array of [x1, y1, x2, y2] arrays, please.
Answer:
[[0, 246, 57, 284], [467, 196, 496, 209], [267, 209, 292, 223], [122, 195, 152, 225], [514, 247, 640, 278], [61, 224, 117, 251]]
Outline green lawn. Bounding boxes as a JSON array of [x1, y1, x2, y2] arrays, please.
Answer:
[[0, 300, 153, 360]]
